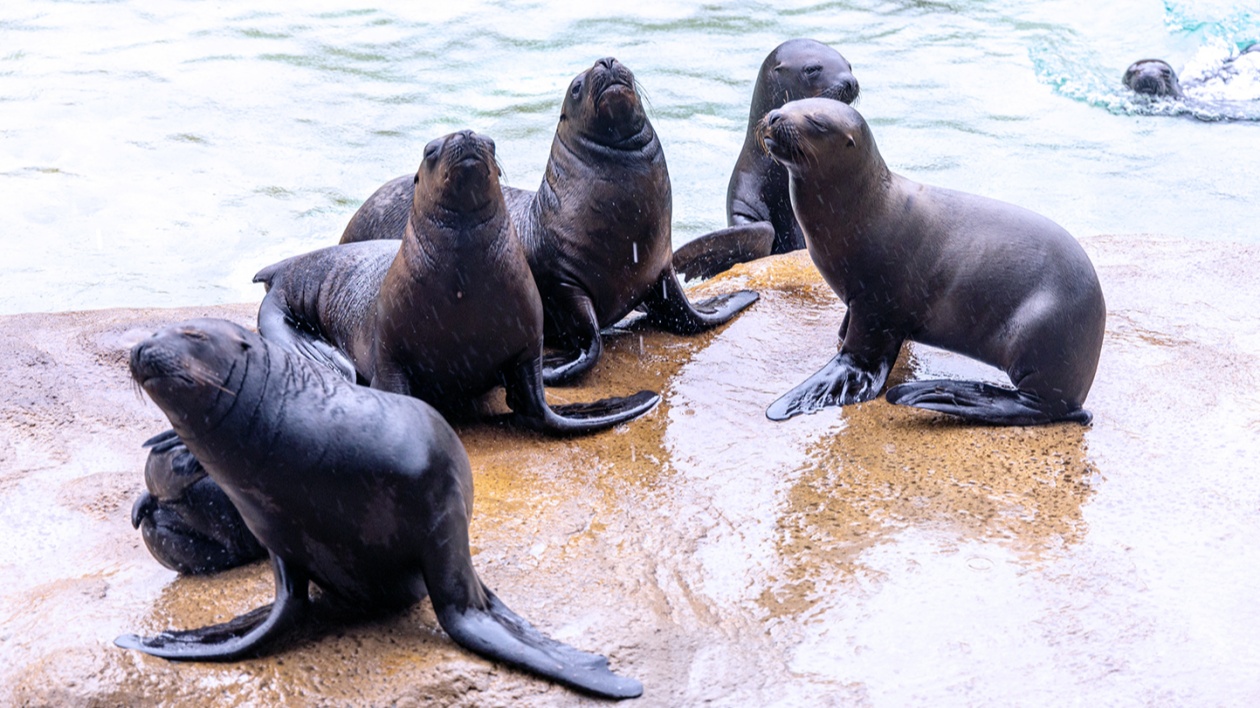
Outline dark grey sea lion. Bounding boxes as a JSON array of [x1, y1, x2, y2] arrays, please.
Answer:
[[760, 98, 1105, 425], [1123, 58, 1184, 98], [258, 129, 658, 432], [130, 429, 265, 574], [672, 39, 860, 280], [339, 58, 759, 384], [116, 318, 643, 699]]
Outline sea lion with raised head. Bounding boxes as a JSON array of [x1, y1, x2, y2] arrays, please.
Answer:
[[116, 318, 643, 700], [1123, 58, 1184, 98], [340, 58, 760, 385], [257, 129, 658, 432], [760, 98, 1105, 425], [672, 39, 860, 280]]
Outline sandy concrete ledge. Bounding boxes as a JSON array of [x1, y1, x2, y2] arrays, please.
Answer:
[[2, 235, 1258, 706]]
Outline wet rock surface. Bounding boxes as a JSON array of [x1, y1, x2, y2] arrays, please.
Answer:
[[2, 235, 1258, 705]]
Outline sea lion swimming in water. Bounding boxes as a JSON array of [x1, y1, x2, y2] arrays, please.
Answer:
[[760, 99, 1105, 425], [117, 318, 643, 699], [339, 58, 760, 384], [1123, 58, 1185, 98], [672, 39, 860, 281]]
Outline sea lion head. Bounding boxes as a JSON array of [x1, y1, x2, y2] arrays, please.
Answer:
[[560, 57, 650, 148], [1123, 59, 1183, 98], [758, 39, 860, 111], [414, 130, 502, 218], [758, 98, 877, 175], [129, 318, 252, 433]]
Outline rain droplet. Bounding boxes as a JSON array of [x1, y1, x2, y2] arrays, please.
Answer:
[[632, 242, 639, 263]]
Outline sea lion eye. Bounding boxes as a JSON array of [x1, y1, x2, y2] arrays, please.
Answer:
[[805, 115, 829, 132], [423, 141, 440, 162], [804, 64, 822, 77], [570, 79, 583, 99]]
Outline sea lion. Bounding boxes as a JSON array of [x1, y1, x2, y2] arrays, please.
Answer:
[[340, 58, 760, 384], [116, 319, 643, 700], [130, 429, 265, 574], [760, 98, 1105, 425], [257, 129, 658, 433], [1123, 58, 1184, 98], [672, 39, 860, 281]]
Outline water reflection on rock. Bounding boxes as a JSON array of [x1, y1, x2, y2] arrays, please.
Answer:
[[3, 238, 1260, 704]]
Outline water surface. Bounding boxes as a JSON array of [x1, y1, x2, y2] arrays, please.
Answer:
[[1, 0, 1257, 315]]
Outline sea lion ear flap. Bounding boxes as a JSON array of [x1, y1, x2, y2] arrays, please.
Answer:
[[845, 133, 856, 148]]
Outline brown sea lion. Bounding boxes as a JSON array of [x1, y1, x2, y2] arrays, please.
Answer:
[[760, 98, 1105, 425]]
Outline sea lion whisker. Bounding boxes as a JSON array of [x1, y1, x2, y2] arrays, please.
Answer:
[[185, 361, 236, 396], [633, 78, 654, 116]]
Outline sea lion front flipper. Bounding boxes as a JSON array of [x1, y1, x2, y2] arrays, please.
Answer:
[[641, 267, 759, 335], [114, 553, 310, 661], [671, 222, 775, 281], [420, 502, 643, 699], [256, 291, 356, 382], [540, 284, 603, 385], [885, 380, 1093, 426], [766, 318, 902, 420], [504, 353, 659, 434]]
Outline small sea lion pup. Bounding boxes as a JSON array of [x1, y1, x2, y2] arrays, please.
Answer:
[[117, 319, 643, 700], [672, 39, 860, 280], [340, 58, 759, 385], [760, 99, 1106, 425], [1123, 59, 1184, 98], [257, 129, 658, 432], [129, 429, 266, 573]]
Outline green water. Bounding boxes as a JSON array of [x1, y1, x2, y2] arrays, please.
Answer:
[[1, 0, 1256, 315]]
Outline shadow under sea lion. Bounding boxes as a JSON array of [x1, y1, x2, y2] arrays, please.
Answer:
[[116, 318, 644, 700], [759, 99, 1105, 425], [339, 58, 760, 385]]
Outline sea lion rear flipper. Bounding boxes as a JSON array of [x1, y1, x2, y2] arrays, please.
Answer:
[[114, 554, 310, 661], [885, 380, 1093, 426], [256, 291, 356, 381], [540, 285, 603, 385], [642, 268, 759, 335], [672, 222, 775, 281], [504, 354, 659, 434], [420, 508, 643, 699]]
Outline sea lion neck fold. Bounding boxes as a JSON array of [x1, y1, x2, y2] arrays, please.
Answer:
[[417, 130, 503, 226], [130, 319, 288, 452], [404, 131, 511, 271], [559, 57, 653, 153]]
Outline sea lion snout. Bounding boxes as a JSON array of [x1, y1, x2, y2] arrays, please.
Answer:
[[1123, 59, 1183, 98], [819, 75, 860, 104]]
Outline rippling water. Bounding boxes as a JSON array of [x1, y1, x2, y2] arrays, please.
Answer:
[[2, 0, 1257, 315]]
